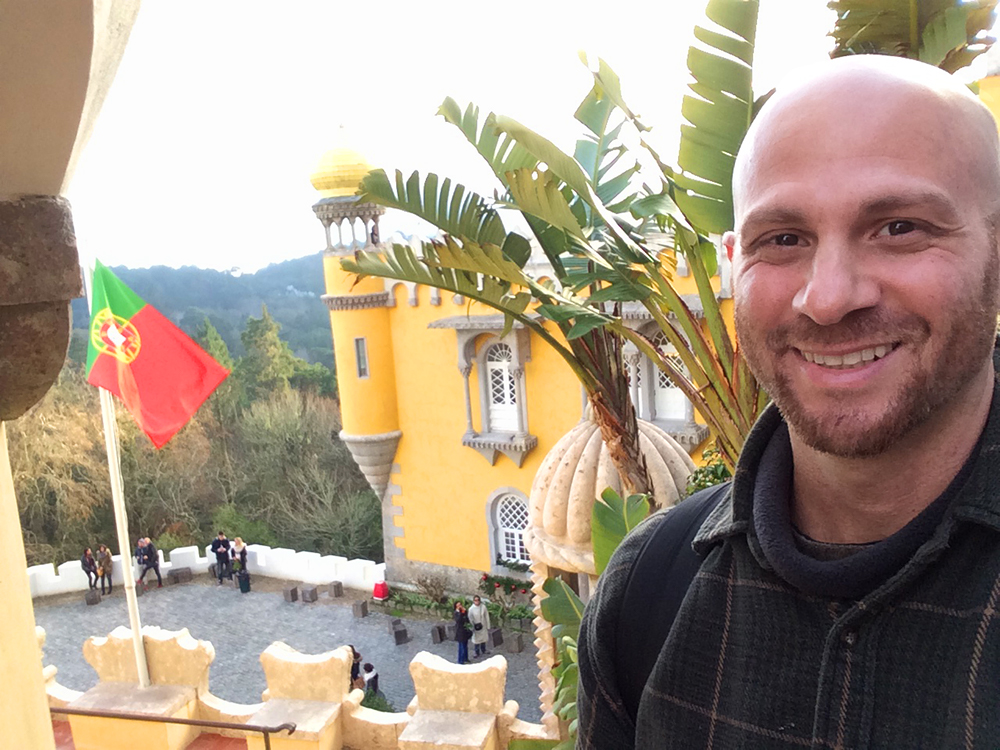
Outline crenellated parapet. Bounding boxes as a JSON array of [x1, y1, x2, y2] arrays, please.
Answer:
[[40, 626, 555, 750]]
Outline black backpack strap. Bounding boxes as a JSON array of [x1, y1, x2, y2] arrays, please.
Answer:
[[617, 481, 731, 721]]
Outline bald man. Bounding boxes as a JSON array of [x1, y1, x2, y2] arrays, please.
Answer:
[[578, 56, 1000, 749]]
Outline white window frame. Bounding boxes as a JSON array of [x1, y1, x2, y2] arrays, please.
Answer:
[[354, 337, 370, 379], [485, 488, 531, 566], [476, 335, 528, 436]]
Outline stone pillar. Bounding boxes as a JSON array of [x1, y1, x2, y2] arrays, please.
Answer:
[[0, 424, 56, 749]]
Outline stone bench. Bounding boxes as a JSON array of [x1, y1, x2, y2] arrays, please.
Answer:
[[246, 698, 341, 750], [398, 709, 497, 750], [67, 682, 197, 750], [167, 567, 192, 585]]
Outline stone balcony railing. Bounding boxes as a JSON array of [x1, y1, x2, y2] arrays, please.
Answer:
[[40, 625, 554, 750], [28, 544, 385, 599]]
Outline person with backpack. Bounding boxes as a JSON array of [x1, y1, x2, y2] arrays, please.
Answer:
[[578, 56, 1000, 749]]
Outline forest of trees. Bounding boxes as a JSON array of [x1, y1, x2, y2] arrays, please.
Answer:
[[68, 253, 335, 369], [8, 307, 380, 567]]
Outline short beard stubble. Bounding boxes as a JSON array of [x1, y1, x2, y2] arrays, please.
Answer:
[[736, 247, 1000, 459]]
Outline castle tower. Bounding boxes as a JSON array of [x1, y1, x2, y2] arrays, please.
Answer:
[[310, 148, 401, 521]]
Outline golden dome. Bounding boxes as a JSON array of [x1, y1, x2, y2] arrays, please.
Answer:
[[310, 147, 371, 198], [524, 418, 695, 575]]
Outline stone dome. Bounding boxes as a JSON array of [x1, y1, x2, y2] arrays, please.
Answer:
[[310, 147, 371, 198], [525, 418, 696, 575]]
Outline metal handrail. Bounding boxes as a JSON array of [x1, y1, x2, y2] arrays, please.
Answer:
[[50, 705, 296, 750]]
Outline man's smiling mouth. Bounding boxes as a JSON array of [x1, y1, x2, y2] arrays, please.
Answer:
[[798, 344, 898, 369]]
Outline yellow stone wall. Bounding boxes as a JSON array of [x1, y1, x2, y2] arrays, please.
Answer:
[[385, 285, 580, 570]]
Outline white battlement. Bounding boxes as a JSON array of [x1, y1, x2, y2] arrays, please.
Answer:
[[27, 544, 386, 599]]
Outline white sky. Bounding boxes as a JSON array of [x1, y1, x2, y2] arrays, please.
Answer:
[[67, 1, 950, 272]]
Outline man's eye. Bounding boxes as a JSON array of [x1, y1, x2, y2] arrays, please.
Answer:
[[880, 220, 916, 236], [769, 233, 800, 246]]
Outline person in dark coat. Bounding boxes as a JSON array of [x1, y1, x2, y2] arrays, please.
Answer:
[[210, 531, 231, 584], [138, 537, 162, 588], [80, 548, 98, 589], [453, 601, 471, 664], [96, 544, 113, 594]]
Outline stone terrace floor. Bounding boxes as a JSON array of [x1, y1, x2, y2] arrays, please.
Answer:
[[35, 576, 543, 725]]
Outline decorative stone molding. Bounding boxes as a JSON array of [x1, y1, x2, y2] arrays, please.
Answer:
[[322, 291, 391, 311], [312, 195, 384, 224], [666, 422, 710, 452], [462, 433, 538, 468], [340, 430, 403, 499]]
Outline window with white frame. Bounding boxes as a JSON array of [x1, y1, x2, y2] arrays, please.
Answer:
[[651, 332, 688, 421], [354, 337, 369, 379], [486, 343, 518, 432], [496, 493, 530, 563]]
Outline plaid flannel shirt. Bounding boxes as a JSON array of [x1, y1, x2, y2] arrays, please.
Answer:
[[579, 355, 1000, 749]]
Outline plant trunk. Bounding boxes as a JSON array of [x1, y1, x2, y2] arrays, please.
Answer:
[[588, 392, 650, 497]]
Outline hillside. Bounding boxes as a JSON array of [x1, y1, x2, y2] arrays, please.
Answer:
[[70, 253, 334, 368]]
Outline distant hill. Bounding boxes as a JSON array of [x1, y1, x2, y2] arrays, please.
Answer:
[[70, 253, 334, 368]]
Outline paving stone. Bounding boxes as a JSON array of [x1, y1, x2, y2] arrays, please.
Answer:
[[283, 586, 298, 603], [33, 581, 544, 723], [300, 586, 318, 603], [352, 600, 368, 618], [84, 590, 100, 606]]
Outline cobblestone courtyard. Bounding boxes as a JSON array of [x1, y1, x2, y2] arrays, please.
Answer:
[[33, 577, 543, 722]]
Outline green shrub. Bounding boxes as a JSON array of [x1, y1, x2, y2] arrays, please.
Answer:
[[211, 504, 278, 547], [153, 531, 194, 554], [361, 689, 396, 713]]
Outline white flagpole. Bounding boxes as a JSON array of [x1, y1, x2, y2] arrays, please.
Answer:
[[83, 259, 150, 688]]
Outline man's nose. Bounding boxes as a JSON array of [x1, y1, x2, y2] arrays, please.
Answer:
[[791, 242, 879, 326]]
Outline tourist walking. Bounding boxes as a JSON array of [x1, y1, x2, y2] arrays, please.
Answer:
[[362, 662, 379, 695], [453, 601, 471, 665], [96, 544, 113, 594], [210, 531, 231, 584], [468, 595, 490, 658], [138, 537, 162, 588], [80, 548, 98, 590]]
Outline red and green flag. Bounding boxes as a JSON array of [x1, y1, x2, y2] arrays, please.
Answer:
[[86, 260, 229, 448]]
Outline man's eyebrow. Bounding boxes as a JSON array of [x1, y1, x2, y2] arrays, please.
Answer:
[[738, 207, 809, 233], [856, 191, 961, 220]]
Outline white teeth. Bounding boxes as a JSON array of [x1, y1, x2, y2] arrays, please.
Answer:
[[801, 344, 894, 369]]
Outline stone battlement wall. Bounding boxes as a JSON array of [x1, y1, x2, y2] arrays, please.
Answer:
[[28, 544, 386, 599]]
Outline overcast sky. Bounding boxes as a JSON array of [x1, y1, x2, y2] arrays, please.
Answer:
[[66, 1, 946, 273]]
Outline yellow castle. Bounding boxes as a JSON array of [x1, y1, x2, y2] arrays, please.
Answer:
[[310, 148, 723, 590]]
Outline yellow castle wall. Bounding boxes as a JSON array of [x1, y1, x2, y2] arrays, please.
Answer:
[[385, 285, 580, 571]]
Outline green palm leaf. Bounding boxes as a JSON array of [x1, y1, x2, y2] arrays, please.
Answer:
[[359, 168, 508, 247], [673, 0, 759, 234], [437, 97, 538, 188], [829, 0, 997, 73]]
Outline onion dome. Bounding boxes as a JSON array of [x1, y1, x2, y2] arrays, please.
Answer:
[[309, 147, 371, 198], [525, 418, 696, 575]]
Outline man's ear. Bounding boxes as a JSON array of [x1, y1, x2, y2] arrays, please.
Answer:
[[722, 231, 736, 263]]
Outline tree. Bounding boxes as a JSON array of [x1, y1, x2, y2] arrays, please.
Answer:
[[343, 0, 765, 484], [236, 305, 297, 403]]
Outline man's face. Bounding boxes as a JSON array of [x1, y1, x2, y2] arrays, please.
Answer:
[[731, 82, 999, 457]]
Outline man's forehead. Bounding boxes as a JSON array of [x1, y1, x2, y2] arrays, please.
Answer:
[[733, 56, 1000, 220]]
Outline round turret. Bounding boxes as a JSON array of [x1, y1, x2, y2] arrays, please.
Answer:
[[310, 147, 371, 198]]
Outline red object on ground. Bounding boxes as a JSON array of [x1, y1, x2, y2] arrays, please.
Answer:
[[373, 580, 389, 601]]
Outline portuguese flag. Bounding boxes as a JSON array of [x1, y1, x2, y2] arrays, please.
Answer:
[[86, 261, 229, 448]]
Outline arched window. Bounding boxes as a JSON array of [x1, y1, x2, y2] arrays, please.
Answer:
[[486, 343, 518, 432], [651, 332, 688, 422], [496, 493, 530, 563]]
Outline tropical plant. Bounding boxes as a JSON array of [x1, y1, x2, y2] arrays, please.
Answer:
[[343, 0, 767, 478], [829, 0, 997, 73]]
